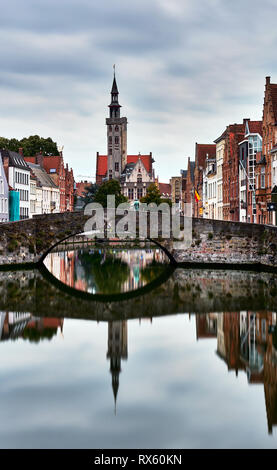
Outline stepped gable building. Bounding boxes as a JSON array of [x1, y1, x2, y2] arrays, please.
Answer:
[[96, 73, 155, 200], [255, 76, 277, 224], [194, 143, 216, 217], [181, 157, 195, 214]]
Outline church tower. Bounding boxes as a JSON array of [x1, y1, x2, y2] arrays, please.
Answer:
[[106, 70, 127, 180]]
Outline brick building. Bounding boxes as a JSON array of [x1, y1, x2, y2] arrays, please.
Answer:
[[255, 76, 277, 224], [221, 123, 245, 221]]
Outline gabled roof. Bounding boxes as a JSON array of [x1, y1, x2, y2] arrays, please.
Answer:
[[0, 149, 30, 170], [195, 144, 216, 168], [159, 183, 171, 197], [28, 162, 59, 188], [247, 121, 262, 135], [96, 154, 153, 179]]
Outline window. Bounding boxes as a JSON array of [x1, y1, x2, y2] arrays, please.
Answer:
[[115, 136, 119, 144], [109, 170, 113, 180], [137, 188, 143, 199], [115, 125, 119, 132], [115, 162, 119, 172], [137, 175, 142, 183], [128, 188, 134, 199], [109, 136, 112, 144], [261, 173, 265, 189]]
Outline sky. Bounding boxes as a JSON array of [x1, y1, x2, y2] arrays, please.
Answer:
[[0, 0, 277, 183]]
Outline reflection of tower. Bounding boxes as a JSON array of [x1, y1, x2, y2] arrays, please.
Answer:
[[106, 321, 128, 413]]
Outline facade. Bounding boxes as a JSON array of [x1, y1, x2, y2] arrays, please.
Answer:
[[24, 152, 74, 212], [255, 76, 277, 225], [0, 152, 9, 222], [181, 158, 195, 215], [1, 149, 30, 220], [238, 119, 262, 223], [96, 74, 155, 199], [222, 123, 245, 221], [28, 162, 60, 214], [214, 131, 226, 221], [202, 156, 217, 219], [193, 143, 216, 217], [170, 176, 182, 209]]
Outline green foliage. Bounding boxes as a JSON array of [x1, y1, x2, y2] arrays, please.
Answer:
[[94, 179, 128, 208], [0, 135, 59, 156], [81, 183, 99, 205], [140, 183, 163, 205], [208, 232, 213, 239]]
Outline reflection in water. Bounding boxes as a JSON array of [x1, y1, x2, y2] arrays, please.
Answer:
[[0, 312, 64, 343], [2, 310, 277, 439], [44, 245, 169, 295]]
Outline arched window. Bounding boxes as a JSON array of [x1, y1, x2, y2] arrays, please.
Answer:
[[109, 125, 112, 131], [115, 136, 119, 144], [115, 125, 119, 132], [109, 136, 112, 143]]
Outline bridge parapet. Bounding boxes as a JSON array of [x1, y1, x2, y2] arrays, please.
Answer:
[[0, 212, 277, 269]]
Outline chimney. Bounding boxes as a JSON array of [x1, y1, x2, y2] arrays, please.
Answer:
[[18, 148, 24, 157], [36, 151, 44, 168], [266, 76, 271, 86]]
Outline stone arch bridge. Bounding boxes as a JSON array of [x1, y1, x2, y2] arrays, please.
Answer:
[[1, 211, 277, 269]]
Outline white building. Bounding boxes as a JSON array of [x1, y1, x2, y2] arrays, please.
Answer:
[[1, 150, 30, 220], [203, 157, 217, 219], [238, 120, 262, 223], [121, 157, 155, 201], [28, 163, 60, 215], [214, 132, 226, 220], [0, 153, 9, 222]]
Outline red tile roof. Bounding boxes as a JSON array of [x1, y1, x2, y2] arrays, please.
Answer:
[[96, 155, 108, 177], [248, 121, 262, 135], [127, 155, 152, 174], [195, 144, 216, 168], [96, 154, 153, 179], [43, 156, 63, 173], [159, 183, 171, 197]]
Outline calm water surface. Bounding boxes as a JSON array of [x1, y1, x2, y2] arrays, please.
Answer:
[[1, 244, 277, 448]]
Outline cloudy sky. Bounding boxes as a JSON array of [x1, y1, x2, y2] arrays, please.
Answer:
[[0, 0, 277, 182]]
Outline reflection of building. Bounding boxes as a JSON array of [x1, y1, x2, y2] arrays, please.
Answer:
[[196, 313, 218, 340], [106, 321, 128, 411], [0, 311, 64, 342], [213, 311, 277, 434]]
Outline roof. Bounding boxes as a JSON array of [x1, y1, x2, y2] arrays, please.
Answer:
[[214, 130, 227, 143], [247, 120, 262, 135], [0, 149, 30, 170], [28, 162, 59, 188], [127, 155, 152, 174], [111, 76, 119, 94], [195, 144, 216, 168], [159, 183, 171, 197], [270, 83, 277, 123], [96, 154, 153, 178]]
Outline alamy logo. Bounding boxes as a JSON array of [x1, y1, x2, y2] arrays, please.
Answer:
[[83, 196, 192, 250]]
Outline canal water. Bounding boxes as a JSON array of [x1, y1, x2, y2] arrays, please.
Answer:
[[1, 243, 277, 448]]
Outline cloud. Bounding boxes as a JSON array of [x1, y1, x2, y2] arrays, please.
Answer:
[[0, 0, 276, 181]]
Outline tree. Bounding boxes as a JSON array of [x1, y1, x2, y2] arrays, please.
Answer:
[[0, 135, 59, 156], [81, 183, 99, 206], [94, 179, 128, 208], [140, 183, 172, 206]]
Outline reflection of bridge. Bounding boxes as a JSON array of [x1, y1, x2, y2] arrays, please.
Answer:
[[1, 211, 277, 269]]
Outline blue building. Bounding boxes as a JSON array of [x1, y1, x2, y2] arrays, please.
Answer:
[[0, 153, 9, 222]]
